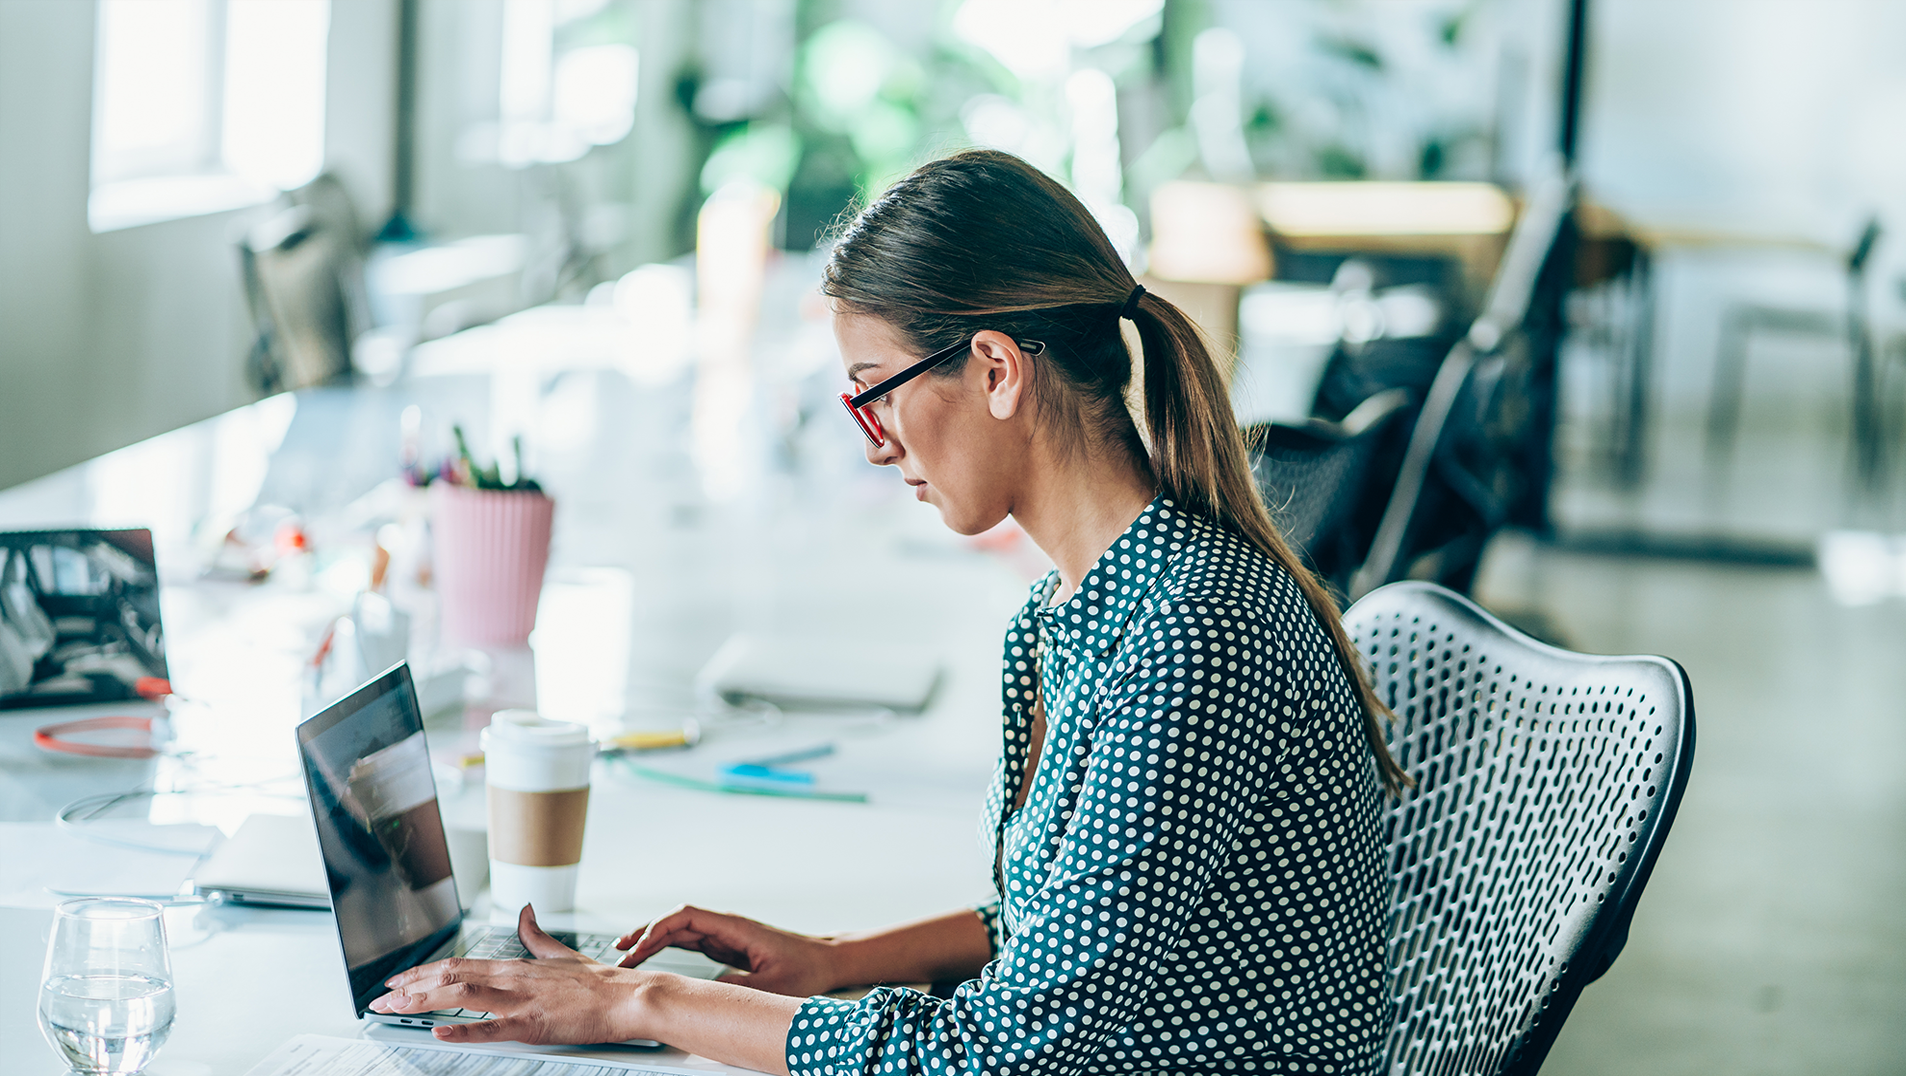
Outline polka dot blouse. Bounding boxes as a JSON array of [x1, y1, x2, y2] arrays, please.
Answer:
[[787, 496, 1389, 1075]]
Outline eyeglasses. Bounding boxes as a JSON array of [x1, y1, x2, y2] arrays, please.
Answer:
[[839, 335, 1046, 447]]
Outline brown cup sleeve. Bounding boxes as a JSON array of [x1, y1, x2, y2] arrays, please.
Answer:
[[487, 786, 589, 867]]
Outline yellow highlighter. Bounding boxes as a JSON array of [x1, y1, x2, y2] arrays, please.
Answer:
[[460, 719, 700, 768], [603, 719, 702, 753]]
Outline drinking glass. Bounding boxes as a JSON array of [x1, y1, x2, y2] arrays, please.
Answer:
[[38, 898, 176, 1075]]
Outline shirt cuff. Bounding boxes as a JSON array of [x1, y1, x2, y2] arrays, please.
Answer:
[[785, 994, 869, 1076]]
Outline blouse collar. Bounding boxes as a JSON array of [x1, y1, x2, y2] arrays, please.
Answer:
[[1033, 493, 1191, 658]]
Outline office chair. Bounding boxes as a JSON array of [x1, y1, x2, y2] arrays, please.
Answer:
[[239, 173, 374, 393], [1345, 581, 1695, 1076], [1347, 162, 1576, 600], [1706, 217, 1883, 488], [1245, 387, 1410, 594]]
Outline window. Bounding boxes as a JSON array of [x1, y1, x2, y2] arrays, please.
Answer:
[[89, 0, 331, 232], [492, 0, 639, 166]]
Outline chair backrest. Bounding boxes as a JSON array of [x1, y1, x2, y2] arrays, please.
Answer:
[[239, 173, 372, 393], [1344, 582, 1695, 1076], [1245, 388, 1409, 581], [1348, 163, 1576, 600]]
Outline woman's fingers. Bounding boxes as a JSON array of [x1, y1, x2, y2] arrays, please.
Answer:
[[385, 956, 473, 992], [617, 904, 706, 952], [369, 975, 509, 1015], [616, 924, 715, 967], [613, 905, 680, 949], [434, 1016, 536, 1044], [375, 955, 649, 1046], [517, 903, 585, 961], [621, 907, 719, 963]]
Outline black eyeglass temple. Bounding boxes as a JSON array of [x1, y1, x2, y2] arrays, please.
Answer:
[[847, 337, 1045, 408]]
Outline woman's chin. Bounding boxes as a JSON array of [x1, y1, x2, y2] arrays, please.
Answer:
[[935, 504, 1007, 537]]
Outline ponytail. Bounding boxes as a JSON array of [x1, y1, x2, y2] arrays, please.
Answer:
[[1130, 294, 1408, 794], [824, 149, 1407, 794]]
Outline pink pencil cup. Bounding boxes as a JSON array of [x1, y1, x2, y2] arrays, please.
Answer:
[[430, 484, 555, 647]]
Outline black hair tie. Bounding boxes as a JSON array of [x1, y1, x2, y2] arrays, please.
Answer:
[[1120, 284, 1146, 321]]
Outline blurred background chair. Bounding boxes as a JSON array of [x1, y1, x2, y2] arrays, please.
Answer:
[[1706, 217, 1884, 487], [1346, 581, 1695, 1076], [239, 173, 374, 394], [1347, 163, 1577, 599], [1245, 388, 1409, 596]]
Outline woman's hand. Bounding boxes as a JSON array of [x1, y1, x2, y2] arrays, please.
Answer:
[[369, 904, 648, 1045], [615, 904, 843, 997]]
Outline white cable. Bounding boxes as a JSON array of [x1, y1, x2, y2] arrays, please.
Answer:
[[52, 776, 303, 856]]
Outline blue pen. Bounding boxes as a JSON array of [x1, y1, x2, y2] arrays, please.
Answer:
[[719, 762, 815, 785]]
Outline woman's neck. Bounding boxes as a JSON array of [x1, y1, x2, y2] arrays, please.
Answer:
[[1011, 442, 1157, 605]]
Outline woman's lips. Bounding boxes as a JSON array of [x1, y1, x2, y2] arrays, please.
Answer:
[[907, 478, 927, 501]]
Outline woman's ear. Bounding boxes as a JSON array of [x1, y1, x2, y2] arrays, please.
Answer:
[[970, 330, 1029, 421]]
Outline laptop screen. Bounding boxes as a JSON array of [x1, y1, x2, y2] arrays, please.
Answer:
[[0, 528, 167, 708], [295, 663, 462, 1013]]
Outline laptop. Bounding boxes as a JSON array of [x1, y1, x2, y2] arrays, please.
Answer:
[[1, 528, 167, 708], [192, 812, 330, 909], [295, 663, 717, 1041]]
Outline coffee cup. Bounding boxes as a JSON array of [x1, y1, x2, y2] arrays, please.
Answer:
[[481, 710, 593, 914], [346, 731, 454, 891]]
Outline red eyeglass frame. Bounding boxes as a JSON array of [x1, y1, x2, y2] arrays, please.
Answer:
[[840, 335, 1046, 447]]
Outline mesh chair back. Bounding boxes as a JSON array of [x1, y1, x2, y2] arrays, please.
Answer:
[[1249, 428, 1373, 554], [1344, 582, 1695, 1076], [1246, 389, 1409, 585]]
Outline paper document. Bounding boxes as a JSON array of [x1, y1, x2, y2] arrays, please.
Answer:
[[244, 1035, 705, 1076]]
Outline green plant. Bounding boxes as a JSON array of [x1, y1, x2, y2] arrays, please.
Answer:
[[446, 426, 543, 493]]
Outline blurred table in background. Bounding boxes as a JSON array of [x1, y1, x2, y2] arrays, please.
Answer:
[[0, 315, 1032, 1073], [1145, 179, 1521, 392], [1256, 180, 1518, 304]]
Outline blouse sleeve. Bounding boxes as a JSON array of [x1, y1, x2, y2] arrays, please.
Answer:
[[973, 901, 1003, 958], [785, 601, 1282, 1076]]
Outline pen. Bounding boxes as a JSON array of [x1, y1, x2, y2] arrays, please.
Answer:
[[719, 763, 814, 785], [619, 762, 867, 803]]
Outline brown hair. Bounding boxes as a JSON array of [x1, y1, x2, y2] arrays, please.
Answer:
[[823, 149, 1406, 794]]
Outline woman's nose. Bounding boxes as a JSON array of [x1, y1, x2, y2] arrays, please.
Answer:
[[865, 431, 901, 467]]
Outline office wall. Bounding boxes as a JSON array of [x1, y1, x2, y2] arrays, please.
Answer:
[[1584, 0, 1906, 239], [0, 0, 704, 495], [0, 0, 396, 494], [409, 0, 701, 270], [1579, 0, 1906, 411]]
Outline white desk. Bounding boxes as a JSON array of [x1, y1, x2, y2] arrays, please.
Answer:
[[0, 352, 1035, 1072]]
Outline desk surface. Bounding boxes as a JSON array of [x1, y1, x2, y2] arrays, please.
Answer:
[[0, 328, 1034, 1072]]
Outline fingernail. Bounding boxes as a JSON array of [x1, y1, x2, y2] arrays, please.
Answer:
[[370, 995, 390, 1012]]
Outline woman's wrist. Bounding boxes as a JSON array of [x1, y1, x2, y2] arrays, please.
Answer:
[[613, 969, 803, 1075], [816, 909, 991, 991], [614, 966, 673, 1041], [819, 934, 872, 993]]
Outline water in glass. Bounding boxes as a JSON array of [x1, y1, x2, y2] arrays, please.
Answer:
[[38, 898, 175, 1075], [39, 973, 176, 1073]]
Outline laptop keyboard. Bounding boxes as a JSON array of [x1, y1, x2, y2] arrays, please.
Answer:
[[419, 929, 621, 1019]]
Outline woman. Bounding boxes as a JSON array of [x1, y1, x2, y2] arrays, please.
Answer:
[[371, 150, 1407, 1075]]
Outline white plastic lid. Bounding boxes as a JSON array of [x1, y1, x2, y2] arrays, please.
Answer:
[[480, 710, 594, 792], [481, 709, 591, 751]]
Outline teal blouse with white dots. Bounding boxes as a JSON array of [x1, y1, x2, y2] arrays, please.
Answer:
[[786, 496, 1388, 1075]]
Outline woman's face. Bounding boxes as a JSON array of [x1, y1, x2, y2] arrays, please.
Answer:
[[834, 313, 1026, 535]]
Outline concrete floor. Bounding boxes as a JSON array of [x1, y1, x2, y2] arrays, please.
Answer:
[[1469, 532, 1906, 1074]]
